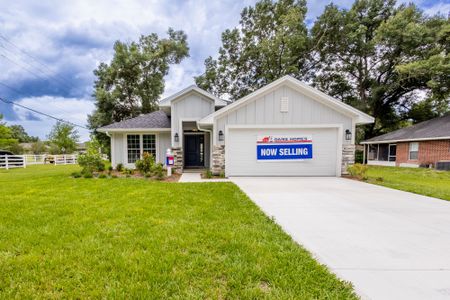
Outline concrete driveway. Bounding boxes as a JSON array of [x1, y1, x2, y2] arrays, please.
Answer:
[[231, 177, 450, 300]]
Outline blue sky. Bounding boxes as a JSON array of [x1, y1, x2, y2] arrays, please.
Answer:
[[0, 0, 448, 141]]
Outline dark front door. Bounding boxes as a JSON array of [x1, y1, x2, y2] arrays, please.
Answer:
[[184, 134, 204, 167]]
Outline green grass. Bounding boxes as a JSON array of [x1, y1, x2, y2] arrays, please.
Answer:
[[366, 166, 450, 201], [0, 165, 356, 299]]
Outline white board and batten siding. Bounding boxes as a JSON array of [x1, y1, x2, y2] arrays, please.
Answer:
[[216, 84, 352, 177], [171, 93, 215, 147], [215, 85, 353, 145], [111, 132, 171, 168]]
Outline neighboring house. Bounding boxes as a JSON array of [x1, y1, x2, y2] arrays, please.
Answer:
[[19, 143, 33, 153], [97, 76, 373, 176], [361, 115, 450, 168], [76, 142, 87, 154]]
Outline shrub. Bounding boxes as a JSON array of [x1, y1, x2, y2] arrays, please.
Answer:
[[116, 163, 124, 172], [83, 171, 93, 179], [355, 150, 364, 164], [152, 163, 165, 180], [108, 165, 113, 171], [347, 163, 368, 180], [219, 171, 226, 178], [123, 168, 134, 175], [204, 169, 213, 179], [71, 172, 81, 178], [144, 172, 152, 178], [98, 174, 107, 179], [111, 174, 118, 178], [78, 138, 104, 174], [135, 152, 155, 175]]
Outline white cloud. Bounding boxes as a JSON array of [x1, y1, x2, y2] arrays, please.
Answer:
[[9, 96, 94, 141]]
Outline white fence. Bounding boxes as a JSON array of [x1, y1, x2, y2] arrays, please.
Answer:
[[0, 154, 78, 169]]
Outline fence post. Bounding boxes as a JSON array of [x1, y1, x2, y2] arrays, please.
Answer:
[[23, 155, 26, 168], [5, 155, 9, 170]]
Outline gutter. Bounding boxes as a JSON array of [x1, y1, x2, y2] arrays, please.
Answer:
[[197, 122, 214, 169], [361, 136, 450, 144]]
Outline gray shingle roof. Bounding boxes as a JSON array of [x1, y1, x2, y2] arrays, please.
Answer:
[[363, 115, 450, 143], [99, 110, 170, 130]]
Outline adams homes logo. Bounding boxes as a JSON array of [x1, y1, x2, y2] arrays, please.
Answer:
[[256, 135, 313, 160]]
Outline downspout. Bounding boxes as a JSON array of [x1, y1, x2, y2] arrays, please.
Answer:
[[197, 123, 213, 170]]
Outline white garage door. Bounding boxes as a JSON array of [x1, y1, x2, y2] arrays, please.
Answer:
[[226, 127, 340, 176]]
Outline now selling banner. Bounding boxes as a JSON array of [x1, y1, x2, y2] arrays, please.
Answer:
[[256, 135, 313, 160]]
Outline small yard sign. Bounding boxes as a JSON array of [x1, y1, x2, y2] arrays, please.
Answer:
[[257, 135, 313, 160]]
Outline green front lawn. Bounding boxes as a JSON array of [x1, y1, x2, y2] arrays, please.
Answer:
[[0, 165, 355, 298], [366, 166, 450, 201]]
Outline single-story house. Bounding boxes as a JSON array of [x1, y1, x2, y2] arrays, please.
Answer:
[[97, 76, 374, 177], [361, 115, 450, 168]]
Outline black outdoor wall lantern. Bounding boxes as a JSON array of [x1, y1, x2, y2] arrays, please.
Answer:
[[218, 130, 224, 141], [345, 129, 352, 141], [174, 133, 179, 142]]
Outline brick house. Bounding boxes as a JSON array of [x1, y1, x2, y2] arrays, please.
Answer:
[[361, 115, 450, 168]]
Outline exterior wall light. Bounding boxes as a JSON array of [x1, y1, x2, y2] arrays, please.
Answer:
[[345, 129, 352, 141], [218, 130, 224, 141], [174, 133, 179, 143]]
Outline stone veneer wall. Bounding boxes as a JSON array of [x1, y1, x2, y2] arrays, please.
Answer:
[[341, 144, 355, 175], [211, 145, 225, 175], [171, 147, 183, 173]]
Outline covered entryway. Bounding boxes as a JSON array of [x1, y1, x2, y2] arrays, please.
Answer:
[[184, 133, 205, 168], [225, 126, 342, 176]]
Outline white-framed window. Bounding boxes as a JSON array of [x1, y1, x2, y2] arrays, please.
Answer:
[[127, 134, 157, 164], [127, 135, 141, 163], [409, 142, 419, 160], [143, 135, 156, 157]]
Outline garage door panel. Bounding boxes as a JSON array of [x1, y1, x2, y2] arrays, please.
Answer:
[[226, 128, 339, 176]]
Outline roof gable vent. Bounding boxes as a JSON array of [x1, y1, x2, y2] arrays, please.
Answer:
[[280, 96, 289, 113]]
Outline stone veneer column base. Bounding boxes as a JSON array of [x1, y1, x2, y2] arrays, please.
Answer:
[[211, 145, 225, 175], [171, 147, 183, 174], [341, 144, 356, 175]]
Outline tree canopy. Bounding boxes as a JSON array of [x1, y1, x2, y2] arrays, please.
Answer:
[[47, 122, 79, 154], [195, 0, 309, 99], [196, 0, 449, 139], [0, 114, 19, 152], [9, 125, 38, 143], [88, 28, 189, 130], [311, 0, 449, 137]]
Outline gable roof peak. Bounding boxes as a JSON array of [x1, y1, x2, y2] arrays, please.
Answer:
[[159, 85, 228, 107]]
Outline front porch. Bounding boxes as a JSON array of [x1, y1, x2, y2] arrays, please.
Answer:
[[363, 143, 397, 166], [173, 121, 211, 173]]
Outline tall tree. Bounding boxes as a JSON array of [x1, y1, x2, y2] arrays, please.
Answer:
[[47, 122, 79, 154], [8, 125, 38, 143], [0, 114, 19, 151], [88, 29, 189, 132], [310, 0, 449, 138], [195, 0, 309, 99]]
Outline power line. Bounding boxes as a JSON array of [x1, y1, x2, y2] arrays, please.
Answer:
[[0, 52, 73, 93], [0, 34, 75, 90], [0, 96, 89, 129], [0, 81, 82, 118]]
